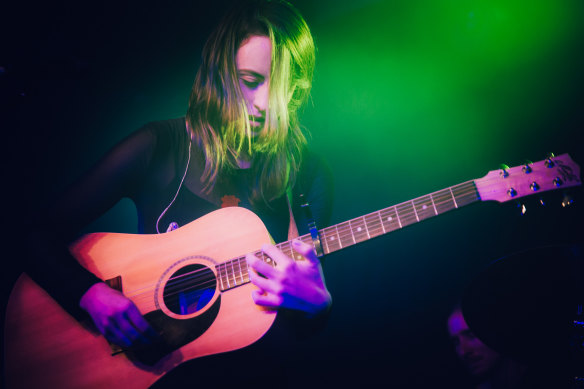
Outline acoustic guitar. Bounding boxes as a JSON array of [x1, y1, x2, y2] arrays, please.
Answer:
[[4, 154, 581, 389]]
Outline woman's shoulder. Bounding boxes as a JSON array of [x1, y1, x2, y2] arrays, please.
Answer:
[[299, 148, 332, 181], [137, 117, 188, 143]]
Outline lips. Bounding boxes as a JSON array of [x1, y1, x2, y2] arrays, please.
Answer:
[[249, 116, 265, 126]]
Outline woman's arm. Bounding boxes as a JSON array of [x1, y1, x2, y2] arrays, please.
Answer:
[[24, 123, 165, 347]]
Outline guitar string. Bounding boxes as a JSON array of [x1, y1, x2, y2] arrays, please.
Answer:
[[127, 184, 481, 300], [157, 171, 560, 297], [125, 240, 300, 300], [130, 240, 306, 301], [122, 183, 484, 301], [125, 237, 305, 299], [125, 170, 557, 300], [129, 186, 481, 302]]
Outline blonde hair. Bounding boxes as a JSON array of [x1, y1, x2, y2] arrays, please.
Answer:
[[186, 0, 315, 204]]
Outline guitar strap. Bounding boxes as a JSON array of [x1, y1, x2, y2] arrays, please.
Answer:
[[286, 186, 325, 259]]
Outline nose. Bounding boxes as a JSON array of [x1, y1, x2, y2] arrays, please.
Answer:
[[252, 82, 268, 113]]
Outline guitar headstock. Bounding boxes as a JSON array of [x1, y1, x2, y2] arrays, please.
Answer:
[[475, 153, 581, 203]]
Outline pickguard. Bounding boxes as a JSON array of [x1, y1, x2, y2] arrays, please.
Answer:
[[125, 296, 221, 366]]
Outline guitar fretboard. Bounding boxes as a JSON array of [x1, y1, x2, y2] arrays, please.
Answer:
[[215, 180, 480, 292]]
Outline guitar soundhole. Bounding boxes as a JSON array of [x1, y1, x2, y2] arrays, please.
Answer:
[[163, 264, 216, 315]]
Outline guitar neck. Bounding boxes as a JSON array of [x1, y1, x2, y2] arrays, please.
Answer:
[[312, 180, 479, 255], [217, 180, 479, 291], [217, 153, 581, 291]]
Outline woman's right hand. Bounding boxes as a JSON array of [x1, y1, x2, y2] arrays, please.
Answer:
[[80, 282, 159, 348]]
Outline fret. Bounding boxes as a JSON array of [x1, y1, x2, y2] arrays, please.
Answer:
[[240, 257, 250, 283], [413, 195, 436, 221], [379, 207, 401, 232], [230, 259, 237, 286], [395, 202, 417, 227], [321, 229, 330, 254], [216, 264, 223, 290], [218, 263, 229, 290], [433, 188, 457, 214], [227, 260, 235, 288], [286, 241, 303, 262], [429, 194, 438, 214], [321, 227, 341, 253], [233, 257, 243, 285], [452, 181, 479, 207], [448, 187, 458, 208], [336, 221, 355, 248], [412, 200, 420, 222], [364, 212, 384, 238], [349, 218, 369, 243], [277, 242, 291, 259], [287, 241, 295, 259], [377, 212, 386, 234]]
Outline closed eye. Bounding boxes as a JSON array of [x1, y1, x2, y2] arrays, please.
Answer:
[[238, 70, 265, 90], [242, 79, 260, 89]]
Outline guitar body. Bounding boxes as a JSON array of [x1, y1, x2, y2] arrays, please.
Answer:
[[4, 207, 276, 389], [5, 154, 581, 389]]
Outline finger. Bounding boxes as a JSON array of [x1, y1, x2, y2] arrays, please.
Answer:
[[104, 322, 133, 348], [292, 240, 319, 265], [126, 305, 159, 343], [261, 243, 294, 268], [248, 265, 278, 293], [246, 253, 277, 278], [113, 314, 144, 346], [251, 289, 283, 308]]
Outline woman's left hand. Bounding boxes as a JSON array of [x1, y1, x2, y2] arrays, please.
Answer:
[[245, 240, 332, 317]]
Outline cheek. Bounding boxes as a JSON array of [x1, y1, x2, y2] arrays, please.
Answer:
[[238, 83, 252, 105]]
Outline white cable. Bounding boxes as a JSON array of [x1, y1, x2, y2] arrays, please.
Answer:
[[156, 138, 192, 234]]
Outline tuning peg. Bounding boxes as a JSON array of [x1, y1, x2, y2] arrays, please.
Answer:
[[561, 194, 574, 207], [545, 153, 556, 168], [515, 201, 527, 215], [500, 164, 510, 178], [522, 160, 533, 174]]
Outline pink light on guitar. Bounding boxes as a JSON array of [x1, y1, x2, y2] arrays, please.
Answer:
[[475, 154, 581, 203], [4, 154, 581, 389]]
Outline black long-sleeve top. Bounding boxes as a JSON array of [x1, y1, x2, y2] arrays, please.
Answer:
[[23, 117, 333, 387]]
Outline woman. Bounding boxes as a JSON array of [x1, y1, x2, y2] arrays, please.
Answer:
[[24, 0, 333, 386]]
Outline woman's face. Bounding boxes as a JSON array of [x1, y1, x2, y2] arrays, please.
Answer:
[[236, 35, 272, 134]]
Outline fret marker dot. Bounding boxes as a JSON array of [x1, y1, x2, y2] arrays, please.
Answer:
[[387, 216, 393, 221], [357, 227, 362, 232], [422, 205, 428, 210], [330, 236, 335, 241]]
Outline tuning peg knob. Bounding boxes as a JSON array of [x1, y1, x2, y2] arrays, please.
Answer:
[[507, 188, 517, 197], [562, 195, 574, 207], [522, 161, 533, 174], [500, 164, 510, 178], [530, 182, 540, 191], [545, 155, 555, 168], [515, 201, 527, 215], [553, 177, 563, 187]]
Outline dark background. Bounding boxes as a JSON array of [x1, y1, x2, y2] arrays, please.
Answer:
[[2, 0, 582, 387]]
